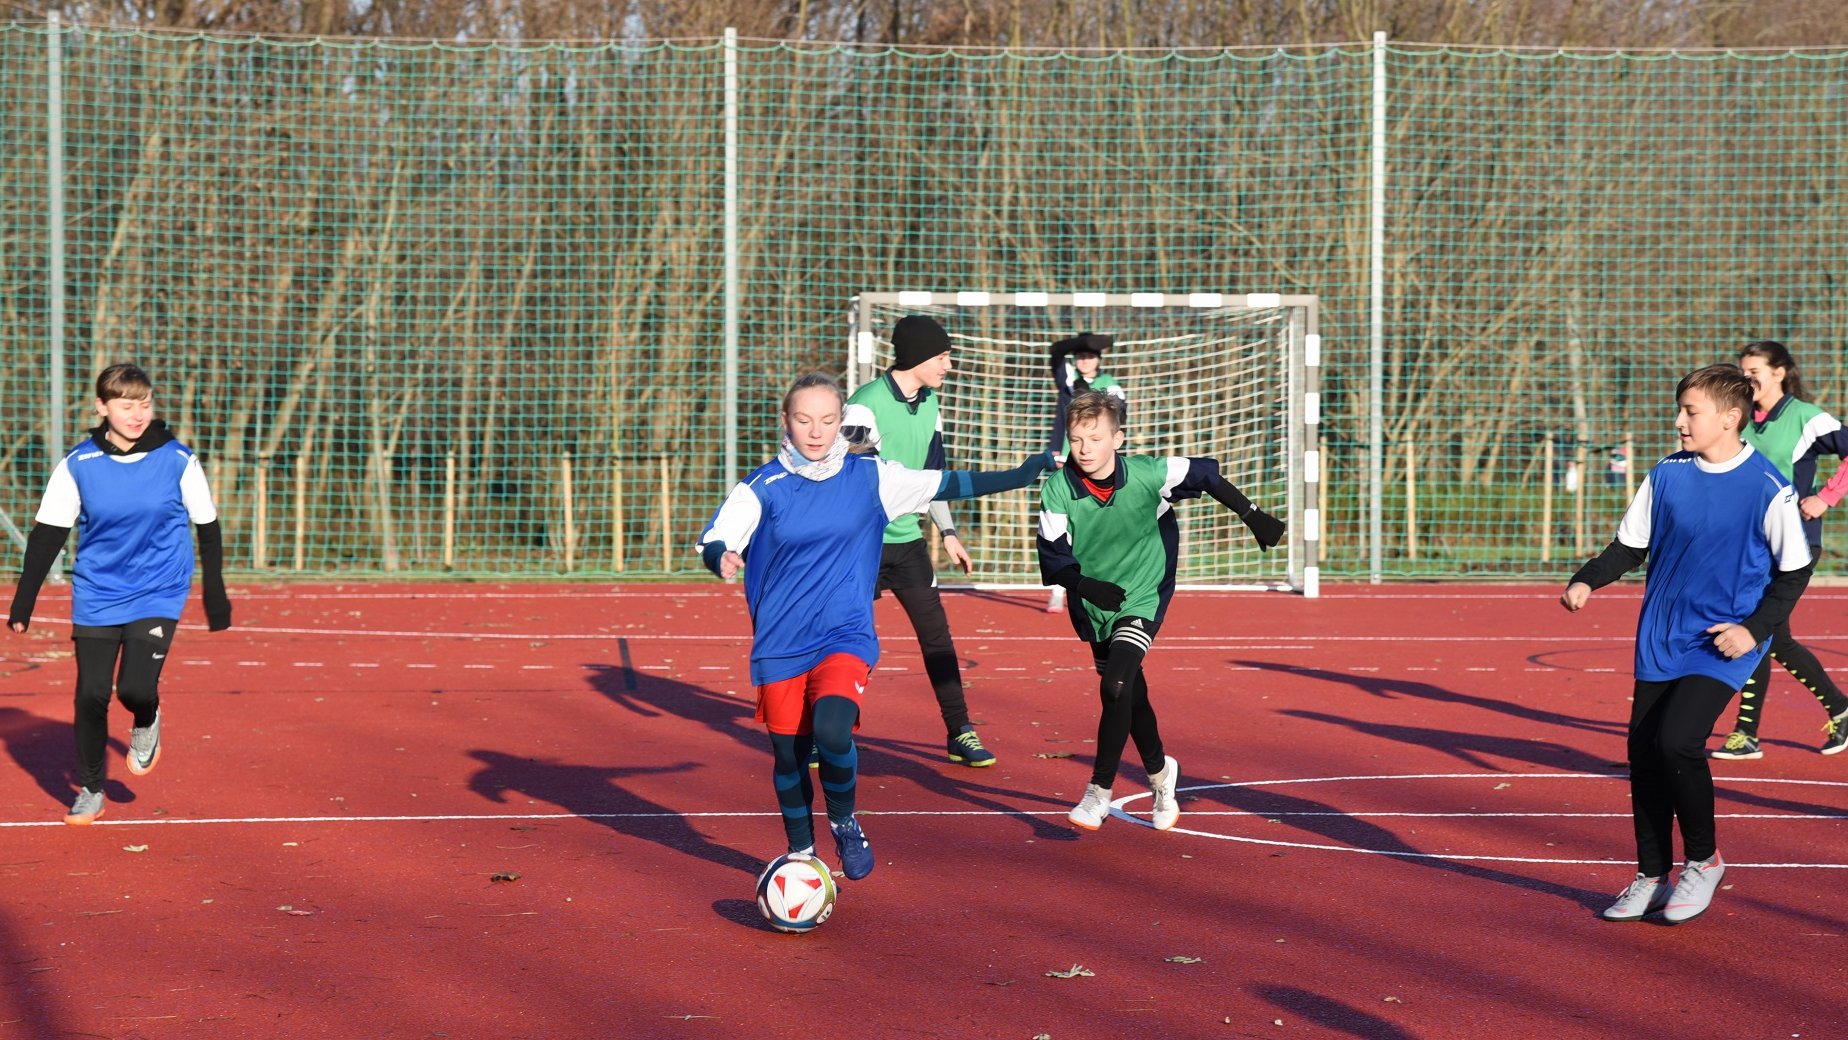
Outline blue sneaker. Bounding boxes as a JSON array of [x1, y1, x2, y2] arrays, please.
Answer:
[[947, 726, 996, 767], [830, 815, 874, 880]]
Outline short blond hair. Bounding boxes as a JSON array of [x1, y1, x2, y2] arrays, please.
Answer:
[[1066, 390, 1123, 431]]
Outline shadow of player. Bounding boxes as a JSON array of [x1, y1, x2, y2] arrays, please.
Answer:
[[465, 749, 764, 877]]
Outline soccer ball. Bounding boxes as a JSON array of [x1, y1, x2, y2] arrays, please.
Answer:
[[756, 852, 837, 933]]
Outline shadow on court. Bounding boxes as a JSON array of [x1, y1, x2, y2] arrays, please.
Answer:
[[0, 705, 139, 809], [1233, 660, 1623, 738], [464, 750, 765, 877], [586, 663, 1076, 841], [1193, 782, 1612, 913], [1252, 984, 1420, 1040], [1278, 709, 1617, 773], [0, 905, 68, 1037]]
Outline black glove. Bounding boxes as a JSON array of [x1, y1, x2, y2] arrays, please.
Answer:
[[1075, 576, 1126, 611], [206, 599, 233, 632], [1243, 508, 1285, 551]]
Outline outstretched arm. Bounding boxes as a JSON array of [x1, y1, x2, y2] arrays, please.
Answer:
[[1162, 456, 1284, 550], [935, 452, 1056, 501]]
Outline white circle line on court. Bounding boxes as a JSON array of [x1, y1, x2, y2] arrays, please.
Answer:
[[1106, 771, 1848, 869]]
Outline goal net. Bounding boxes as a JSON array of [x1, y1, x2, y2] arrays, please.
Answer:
[[849, 292, 1320, 596]]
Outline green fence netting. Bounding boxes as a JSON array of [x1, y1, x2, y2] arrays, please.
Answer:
[[1, 28, 1845, 580]]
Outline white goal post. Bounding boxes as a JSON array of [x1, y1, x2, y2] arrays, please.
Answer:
[[849, 291, 1320, 597]]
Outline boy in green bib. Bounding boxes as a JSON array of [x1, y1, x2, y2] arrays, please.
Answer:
[[843, 315, 996, 767]]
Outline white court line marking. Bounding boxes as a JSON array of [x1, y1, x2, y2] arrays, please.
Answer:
[[0, 612, 1665, 644], [1104, 772, 1848, 869], [5, 772, 1841, 869]]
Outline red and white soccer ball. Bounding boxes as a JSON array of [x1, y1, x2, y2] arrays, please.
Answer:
[[756, 852, 837, 933]]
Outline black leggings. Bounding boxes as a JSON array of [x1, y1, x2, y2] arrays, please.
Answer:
[[1731, 613, 1848, 737], [1088, 617, 1166, 788], [1628, 674, 1736, 877], [888, 585, 971, 734], [72, 618, 176, 792]]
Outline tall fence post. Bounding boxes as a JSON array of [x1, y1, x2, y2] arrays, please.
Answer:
[[46, 13, 66, 469], [1368, 30, 1387, 584], [722, 27, 741, 491]]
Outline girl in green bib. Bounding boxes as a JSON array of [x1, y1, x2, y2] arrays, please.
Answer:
[[1710, 341, 1848, 760]]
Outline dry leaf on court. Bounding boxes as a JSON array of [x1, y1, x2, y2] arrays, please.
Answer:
[[1165, 955, 1202, 964], [1033, 752, 1075, 759], [491, 872, 521, 883], [1494, 782, 1511, 790], [1045, 964, 1094, 978], [1384, 996, 1405, 1003], [121, 844, 149, 853]]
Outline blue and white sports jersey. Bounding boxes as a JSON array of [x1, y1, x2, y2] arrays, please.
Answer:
[[698, 453, 941, 685], [1617, 444, 1810, 687], [35, 437, 218, 626]]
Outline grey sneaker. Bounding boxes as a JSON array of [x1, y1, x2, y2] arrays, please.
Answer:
[[64, 788, 105, 826], [1149, 756, 1180, 831], [1068, 783, 1113, 831], [1663, 854, 1725, 924], [127, 708, 162, 776], [1601, 873, 1669, 921]]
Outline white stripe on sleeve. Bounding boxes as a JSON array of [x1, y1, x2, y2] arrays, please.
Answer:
[[1792, 411, 1843, 466], [33, 459, 80, 527], [1038, 509, 1069, 543], [181, 454, 219, 524], [698, 482, 764, 554], [876, 460, 943, 521], [842, 403, 880, 449], [1160, 457, 1190, 501], [1615, 473, 1654, 549], [1764, 484, 1814, 572]]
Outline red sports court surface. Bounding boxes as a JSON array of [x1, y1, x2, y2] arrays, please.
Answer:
[[1, 582, 1844, 1039]]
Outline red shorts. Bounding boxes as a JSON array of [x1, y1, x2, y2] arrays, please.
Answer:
[[755, 653, 869, 736]]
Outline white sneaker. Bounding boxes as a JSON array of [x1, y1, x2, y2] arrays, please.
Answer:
[[1663, 854, 1725, 924], [1148, 756, 1180, 830], [1046, 586, 1067, 612], [1601, 873, 1669, 921], [1068, 784, 1113, 831]]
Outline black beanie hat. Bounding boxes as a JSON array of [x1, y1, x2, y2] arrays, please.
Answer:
[[1052, 332, 1113, 356], [891, 315, 952, 371]]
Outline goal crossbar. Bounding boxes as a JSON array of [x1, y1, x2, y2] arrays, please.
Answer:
[[849, 291, 1321, 597]]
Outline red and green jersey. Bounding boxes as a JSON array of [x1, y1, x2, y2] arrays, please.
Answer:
[[1036, 453, 1221, 641]]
